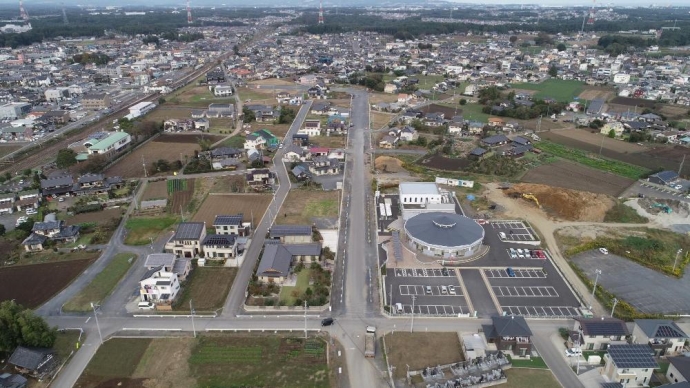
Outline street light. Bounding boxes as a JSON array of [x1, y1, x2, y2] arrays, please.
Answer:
[[410, 295, 416, 333], [90, 302, 103, 345], [190, 299, 196, 338], [673, 249, 683, 272], [590, 269, 602, 309], [610, 298, 619, 318]]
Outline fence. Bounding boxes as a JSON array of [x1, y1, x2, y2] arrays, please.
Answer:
[[243, 303, 330, 312]]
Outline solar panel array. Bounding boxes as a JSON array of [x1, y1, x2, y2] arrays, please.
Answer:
[[392, 231, 403, 262], [654, 324, 685, 338], [203, 235, 236, 246], [582, 321, 628, 336], [608, 345, 658, 369], [601, 383, 624, 388]]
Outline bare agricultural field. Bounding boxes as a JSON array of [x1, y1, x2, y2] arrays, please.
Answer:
[[192, 194, 272, 225], [246, 122, 291, 138], [145, 105, 195, 122], [578, 86, 614, 101], [311, 135, 346, 149], [659, 104, 690, 118], [106, 140, 200, 179], [142, 180, 168, 201], [66, 208, 124, 226], [609, 97, 657, 108], [521, 160, 634, 196], [277, 189, 339, 225], [209, 175, 247, 193], [369, 93, 398, 105], [543, 129, 645, 153], [384, 332, 463, 379], [248, 78, 297, 87], [155, 133, 224, 144]]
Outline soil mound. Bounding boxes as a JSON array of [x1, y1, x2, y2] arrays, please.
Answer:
[[504, 183, 615, 222], [375, 156, 405, 173]]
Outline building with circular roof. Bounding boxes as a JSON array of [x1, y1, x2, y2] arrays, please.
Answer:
[[404, 212, 484, 258]]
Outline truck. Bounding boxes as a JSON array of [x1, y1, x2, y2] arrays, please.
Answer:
[[364, 326, 376, 358]]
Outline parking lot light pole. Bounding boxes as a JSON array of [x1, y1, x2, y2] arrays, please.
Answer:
[[90, 302, 103, 345], [590, 269, 602, 309], [410, 296, 416, 333], [610, 298, 618, 318], [673, 249, 683, 272]]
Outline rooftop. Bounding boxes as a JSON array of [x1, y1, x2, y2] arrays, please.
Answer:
[[608, 344, 658, 369], [172, 222, 205, 240], [404, 212, 484, 248], [399, 182, 440, 196]]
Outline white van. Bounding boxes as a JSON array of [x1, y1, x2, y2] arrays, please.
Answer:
[[395, 303, 403, 313], [499, 232, 507, 240], [138, 301, 154, 310]]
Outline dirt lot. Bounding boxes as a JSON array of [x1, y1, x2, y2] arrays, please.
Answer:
[[504, 183, 615, 222], [609, 97, 657, 108], [141, 180, 168, 201], [578, 85, 614, 101], [176, 267, 237, 311], [106, 138, 200, 179], [370, 93, 399, 105], [66, 208, 124, 226], [375, 156, 405, 173], [277, 189, 339, 226], [248, 79, 297, 87], [154, 133, 224, 144], [245, 123, 291, 138], [541, 131, 690, 177], [521, 160, 634, 196], [384, 332, 463, 379], [543, 129, 645, 153], [170, 179, 195, 214], [209, 175, 247, 193], [191, 193, 272, 225], [417, 154, 471, 171], [311, 135, 346, 149], [659, 104, 690, 119], [371, 111, 394, 130], [419, 103, 457, 119], [0, 259, 94, 308], [146, 106, 195, 122]]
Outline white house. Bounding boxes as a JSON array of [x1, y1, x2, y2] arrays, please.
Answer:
[[601, 121, 625, 137], [666, 356, 690, 385], [633, 319, 688, 357], [613, 73, 631, 84], [603, 344, 658, 387], [213, 85, 233, 97], [298, 119, 322, 137], [139, 269, 180, 305], [571, 317, 630, 350], [128, 101, 156, 118], [464, 85, 477, 96]]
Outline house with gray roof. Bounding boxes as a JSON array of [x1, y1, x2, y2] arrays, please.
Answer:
[[667, 356, 690, 385], [482, 316, 533, 356], [7, 347, 57, 379], [202, 234, 240, 265], [633, 319, 688, 356], [144, 253, 191, 281], [269, 225, 313, 244], [0, 372, 27, 388], [648, 171, 679, 186], [164, 222, 206, 258], [603, 344, 658, 386], [256, 242, 322, 284]]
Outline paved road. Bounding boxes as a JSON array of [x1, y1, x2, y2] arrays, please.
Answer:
[[222, 100, 312, 317]]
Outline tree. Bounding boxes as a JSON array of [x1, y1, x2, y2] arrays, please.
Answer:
[[557, 43, 566, 52], [278, 107, 297, 125], [242, 106, 256, 123], [79, 154, 108, 174], [509, 35, 518, 45], [232, 45, 239, 55], [4, 172, 10, 182], [56, 149, 77, 169], [276, 38, 282, 45], [0, 300, 57, 352], [548, 65, 558, 78], [22, 169, 31, 177], [459, 98, 467, 106], [608, 129, 616, 138], [158, 97, 166, 105], [0, 224, 5, 236]]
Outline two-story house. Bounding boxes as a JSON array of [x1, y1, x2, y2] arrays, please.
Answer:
[[245, 169, 275, 186], [202, 234, 240, 266], [139, 268, 181, 306], [213, 214, 251, 236], [667, 356, 690, 385], [603, 344, 658, 387], [309, 156, 340, 176], [482, 316, 533, 356], [299, 120, 322, 137], [164, 222, 206, 258], [40, 174, 74, 197], [243, 129, 279, 150], [633, 320, 688, 357], [143, 253, 191, 281], [269, 225, 313, 244], [570, 317, 630, 351]]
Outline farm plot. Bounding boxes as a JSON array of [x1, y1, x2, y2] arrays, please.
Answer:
[[277, 189, 339, 226], [578, 86, 614, 101], [141, 180, 169, 201], [66, 208, 123, 227], [0, 259, 95, 308], [106, 140, 200, 179], [609, 96, 657, 108], [154, 133, 224, 144], [417, 153, 471, 171], [210, 175, 247, 193], [169, 178, 195, 214], [192, 194, 272, 225], [521, 160, 634, 196]]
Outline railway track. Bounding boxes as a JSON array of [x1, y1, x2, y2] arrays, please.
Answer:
[[0, 62, 220, 176]]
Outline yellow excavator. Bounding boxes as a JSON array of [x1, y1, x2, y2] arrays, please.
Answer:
[[522, 193, 541, 208]]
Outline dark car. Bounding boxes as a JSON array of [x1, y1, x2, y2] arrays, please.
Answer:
[[321, 318, 334, 326]]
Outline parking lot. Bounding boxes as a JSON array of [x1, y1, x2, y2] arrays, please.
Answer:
[[386, 268, 471, 317], [491, 220, 538, 242]]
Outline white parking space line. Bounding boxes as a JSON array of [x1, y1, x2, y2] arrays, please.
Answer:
[[501, 306, 581, 317], [493, 286, 559, 297], [394, 268, 456, 277], [396, 304, 469, 316]]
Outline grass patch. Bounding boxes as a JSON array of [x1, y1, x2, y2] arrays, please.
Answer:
[[503, 368, 560, 388], [384, 332, 463, 379], [507, 355, 548, 369], [458, 103, 491, 123], [124, 216, 179, 245], [78, 338, 152, 383], [53, 330, 82, 360], [512, 79, 584, 102], [604, 202, 649, 224], [279, 268, 312, 305], [190, 335, 329, 388], [222, 135, 245, 148], [175, 267, 237, 311], [63, 253, 137, 312], [278, 189, 339, 225], [536, 140, 650, 180]]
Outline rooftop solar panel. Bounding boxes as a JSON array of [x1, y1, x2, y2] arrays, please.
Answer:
[[608, 345, 658, 369], [581, 321, 628, 336], [655, 325, 684, 338]]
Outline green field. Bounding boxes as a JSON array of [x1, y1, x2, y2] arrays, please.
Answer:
[[507, 355, 548, 369], [168, 179, 189, 194], [457, 103, 491, 123], [504, 368, 560, 388], [512, 79, 584, 102], [124, 216, 179, 245], [75, 335, 331, 388], [63, 253, 137, 312], [536, 140, 650, 179]]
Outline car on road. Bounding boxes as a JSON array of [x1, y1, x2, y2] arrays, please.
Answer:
[[15, 216, 28, 226], [321, 318, 334, 326], [599, 248, 609, 255], [448, 286, 456, 295], [565, 348, 582, 357], [279, 143, 283, 149]]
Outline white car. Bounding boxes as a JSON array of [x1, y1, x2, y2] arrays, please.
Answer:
[[599, 248, 609, 255], [25, 208, 37, 215], [674, 185, 683, 190], [448, 286, 456, 295], [565, 348, 582, 357]]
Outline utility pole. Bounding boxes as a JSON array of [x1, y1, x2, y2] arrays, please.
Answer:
[[678, 154, 685, 176], [410, 295, 416, 333], [304, 300, 308, 339], [610, 298, 618, 317], [90, 302, 103, 345], [673, 249, 683, 272], [590, 269, 601, 309], [599, 134, 605, 156], [190, 299, 196, 338], [142, 155, 147, 178]]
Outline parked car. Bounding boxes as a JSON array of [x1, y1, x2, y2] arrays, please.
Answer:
[[674, 184, 683, 190], [565, 348, 582, 357], [448, 286, 456, 295], [510, 252, 517, 259], [138, 302, 155, 310], [441, 286, 448, 295], [321, 317, 334, 326], [599, 248, 609, 255], [506, 267, 516, 277], [25, 208, 37, 215]]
